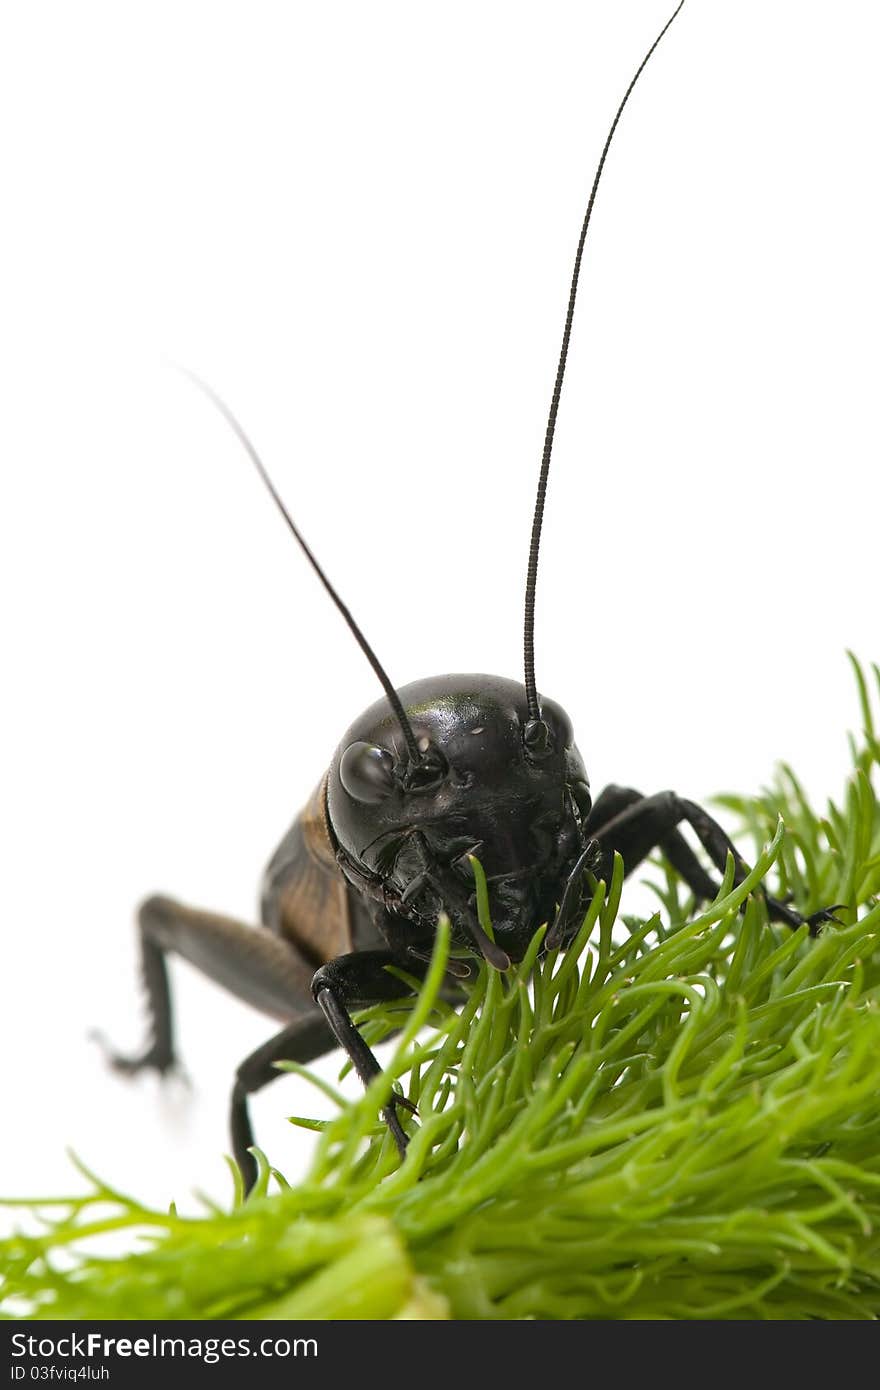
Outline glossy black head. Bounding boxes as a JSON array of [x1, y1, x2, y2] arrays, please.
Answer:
[[191, 4, 687, 974], [327, 673, 591, 964]]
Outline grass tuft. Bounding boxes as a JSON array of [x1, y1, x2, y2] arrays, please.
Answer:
[[3, 658, 880, 1320]]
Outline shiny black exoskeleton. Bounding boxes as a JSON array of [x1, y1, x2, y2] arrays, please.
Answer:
[[104, 664, 836, 1190], [329, 674, 591, 970], [102, 3, 840, 1190]]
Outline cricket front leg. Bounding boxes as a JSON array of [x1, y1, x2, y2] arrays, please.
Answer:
[[310, 949, 425, 1156], [230, 1013, 337, 1192], [591, 789, 841, 933]]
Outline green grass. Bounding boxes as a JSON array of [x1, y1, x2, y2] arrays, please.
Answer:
[[3, 654, 880, 1320]]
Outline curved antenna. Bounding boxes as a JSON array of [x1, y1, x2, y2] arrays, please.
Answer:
[[180, 369, 423, 765], [523, 0, 686, 721]]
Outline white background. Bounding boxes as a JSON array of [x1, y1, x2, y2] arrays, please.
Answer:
[[1, 1, 877, 1214]]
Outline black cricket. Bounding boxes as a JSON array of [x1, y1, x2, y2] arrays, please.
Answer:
[[103, 1, 838, 1191]]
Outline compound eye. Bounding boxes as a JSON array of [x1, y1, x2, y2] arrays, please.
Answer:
[[339, 742, 396, 803]]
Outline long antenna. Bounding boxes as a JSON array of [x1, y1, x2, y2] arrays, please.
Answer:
[[523, 0, 686, 721], [180, 369, 423, 765]]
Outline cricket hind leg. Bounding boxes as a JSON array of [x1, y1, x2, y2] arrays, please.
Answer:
[[97, 894, 319, 1076], [588, 785, 840, 934]]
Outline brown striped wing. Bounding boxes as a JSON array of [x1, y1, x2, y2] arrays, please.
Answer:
[[261, 775, 353, 966]]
